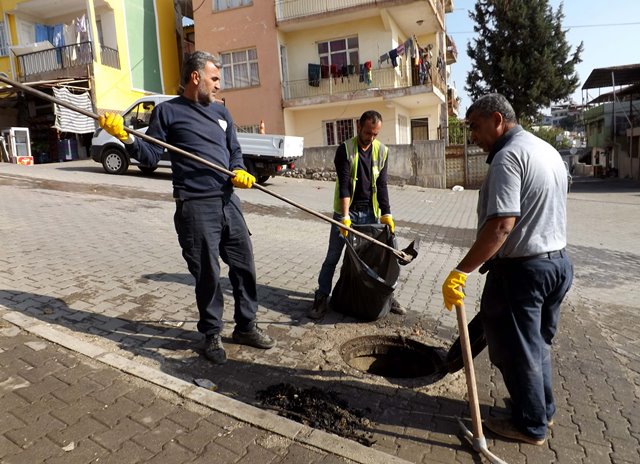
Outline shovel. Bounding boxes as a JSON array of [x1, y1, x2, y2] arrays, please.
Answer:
[[0, 74, 418, 265], [454, 302, 508, 464]]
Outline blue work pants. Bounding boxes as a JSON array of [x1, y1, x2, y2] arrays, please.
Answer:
[[480, 250, 573, 439], [317, 207, 377, 296]]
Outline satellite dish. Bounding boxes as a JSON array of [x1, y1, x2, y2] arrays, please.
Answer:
[[570, 147, 577, 155]]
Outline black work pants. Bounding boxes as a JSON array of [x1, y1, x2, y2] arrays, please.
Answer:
[[174, 194, 257, 336]]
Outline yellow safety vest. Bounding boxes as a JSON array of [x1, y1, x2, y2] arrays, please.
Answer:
[[333, 137, 388, 218]]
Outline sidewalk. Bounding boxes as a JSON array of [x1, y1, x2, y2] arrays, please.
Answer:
[[0, 312, 401, 464], [0, 161, 639, 463]]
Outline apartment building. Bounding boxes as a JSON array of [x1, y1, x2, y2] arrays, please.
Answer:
[[194, 0, 456, 147], [582, 64, 640, 179], [0, 0, 181, 162]]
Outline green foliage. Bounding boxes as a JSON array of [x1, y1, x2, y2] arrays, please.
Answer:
[[448, 116, 466, 144], [466, 0, 583, 122], [533, 126, 572, 149], [558, 114, 578, 131]]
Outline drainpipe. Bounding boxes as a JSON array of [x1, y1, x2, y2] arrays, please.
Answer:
[[611, 71, 616, 170], [463, 122, 468, 188]]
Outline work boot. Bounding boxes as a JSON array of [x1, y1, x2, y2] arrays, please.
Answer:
[[484, 418, 546, 446], [308, 292, 329, 320], [232, 325, 276, 349], [204, 334, 227, 365], [390, 297, 406, 315]]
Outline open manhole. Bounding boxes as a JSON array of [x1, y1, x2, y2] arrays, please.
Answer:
[[340, 335, 446, 380]]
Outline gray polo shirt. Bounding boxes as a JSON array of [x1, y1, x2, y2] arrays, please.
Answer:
[[477, 126, 568, 258]]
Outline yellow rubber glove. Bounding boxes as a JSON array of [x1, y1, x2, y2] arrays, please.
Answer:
[[339, 217, 352, 237], [442, 269, 468, 311], [98, 112, 130, 142], [231, 169, 255, 189], [380, 214, 395, 234]]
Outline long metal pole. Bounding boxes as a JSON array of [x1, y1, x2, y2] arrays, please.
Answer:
[[0, 73, 413, 263]]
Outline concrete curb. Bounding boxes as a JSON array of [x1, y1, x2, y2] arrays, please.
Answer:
[[1, 309, 412, 464]]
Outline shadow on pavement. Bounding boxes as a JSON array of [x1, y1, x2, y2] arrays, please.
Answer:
[[55, 164, 173, 180], [141, 272, 378, 327], [569, 176, 640, 194], [0, 288, 500, 458]]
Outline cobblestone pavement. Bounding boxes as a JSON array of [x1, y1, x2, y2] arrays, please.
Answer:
[[0, 160, 639, 463]]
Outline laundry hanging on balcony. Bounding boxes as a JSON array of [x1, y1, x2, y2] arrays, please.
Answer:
[[52, 87, 95, 134], [380, 37, 416, 68]]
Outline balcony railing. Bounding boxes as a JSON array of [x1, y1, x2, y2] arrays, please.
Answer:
[[18, 41, 93, 79], [100, 45, 120, 69], [282, 65, 445, 101], [275, 0, 377, 22]]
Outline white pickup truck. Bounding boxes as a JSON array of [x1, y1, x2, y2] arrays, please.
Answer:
[[90, 95, 304, 185]]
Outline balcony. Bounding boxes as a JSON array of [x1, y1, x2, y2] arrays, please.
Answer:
[[446, 34, 457, 64], [447, 87, 459, 116], [282, 65, 445, 107], [100, 45, 120, 70], [16, 41, 121, 82], [276, 0, 445, 34], [17, 42, 93, 81], [276, 0, 377, 21]]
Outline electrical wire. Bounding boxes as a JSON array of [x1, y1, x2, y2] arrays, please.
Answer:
[[448, 21, 640, 35]]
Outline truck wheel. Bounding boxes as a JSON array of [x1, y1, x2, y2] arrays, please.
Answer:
[[102, 148, 128, 175], [138, 165, 157, 175], [257, 176, 270, 185]]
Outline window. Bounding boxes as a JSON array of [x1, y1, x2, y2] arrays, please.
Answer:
[[123, 101, 156, 130], [318, 36, 359, 69], [220, 48, 260, 89], [324, 119, 356, 145], [0, 21, 9, 57], [213, 0, 252, 12]]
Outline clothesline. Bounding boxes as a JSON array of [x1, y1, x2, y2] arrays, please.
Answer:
[[34, 14, 88, 49], [306, 35, 446, 89]]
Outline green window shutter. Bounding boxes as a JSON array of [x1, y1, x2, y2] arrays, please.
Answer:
[[125, 0, 162, 93]]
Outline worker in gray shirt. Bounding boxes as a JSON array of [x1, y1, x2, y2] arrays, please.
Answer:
[[441, 93, 573, 446]]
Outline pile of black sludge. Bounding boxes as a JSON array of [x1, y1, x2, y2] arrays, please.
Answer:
[[256, 383, 376, 446]]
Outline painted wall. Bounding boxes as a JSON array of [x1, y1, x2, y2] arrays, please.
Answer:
[[285, 101, 397, 147], [93, 0, 179, 111], [0, 0, 179, 111], [282, 16, 391, 83], [280, 15, 443, 144], [194, 2, 284, 134], [0, 0, 22, 78], [297, 140, 447, 188]]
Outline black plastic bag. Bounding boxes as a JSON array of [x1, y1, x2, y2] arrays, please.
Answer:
[[331, 224, 400, 321]]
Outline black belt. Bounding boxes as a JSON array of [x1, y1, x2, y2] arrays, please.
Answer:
[[506, 249, 565, 262], [479, 249, 565, 274]]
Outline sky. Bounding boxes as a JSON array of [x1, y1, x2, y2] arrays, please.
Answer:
[[446, 0, 640, 115]]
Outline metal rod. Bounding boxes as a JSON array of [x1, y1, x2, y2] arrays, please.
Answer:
[[0, 73, 412, 262]]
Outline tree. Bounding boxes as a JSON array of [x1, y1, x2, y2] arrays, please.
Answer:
[[558, 114, 577, 131], [466, 1, 583, 122], [532, 126, 572, 149], [448, 116, 466, 144]]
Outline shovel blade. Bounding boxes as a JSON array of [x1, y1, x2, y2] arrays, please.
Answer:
[[397, 238, 419, 265]]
